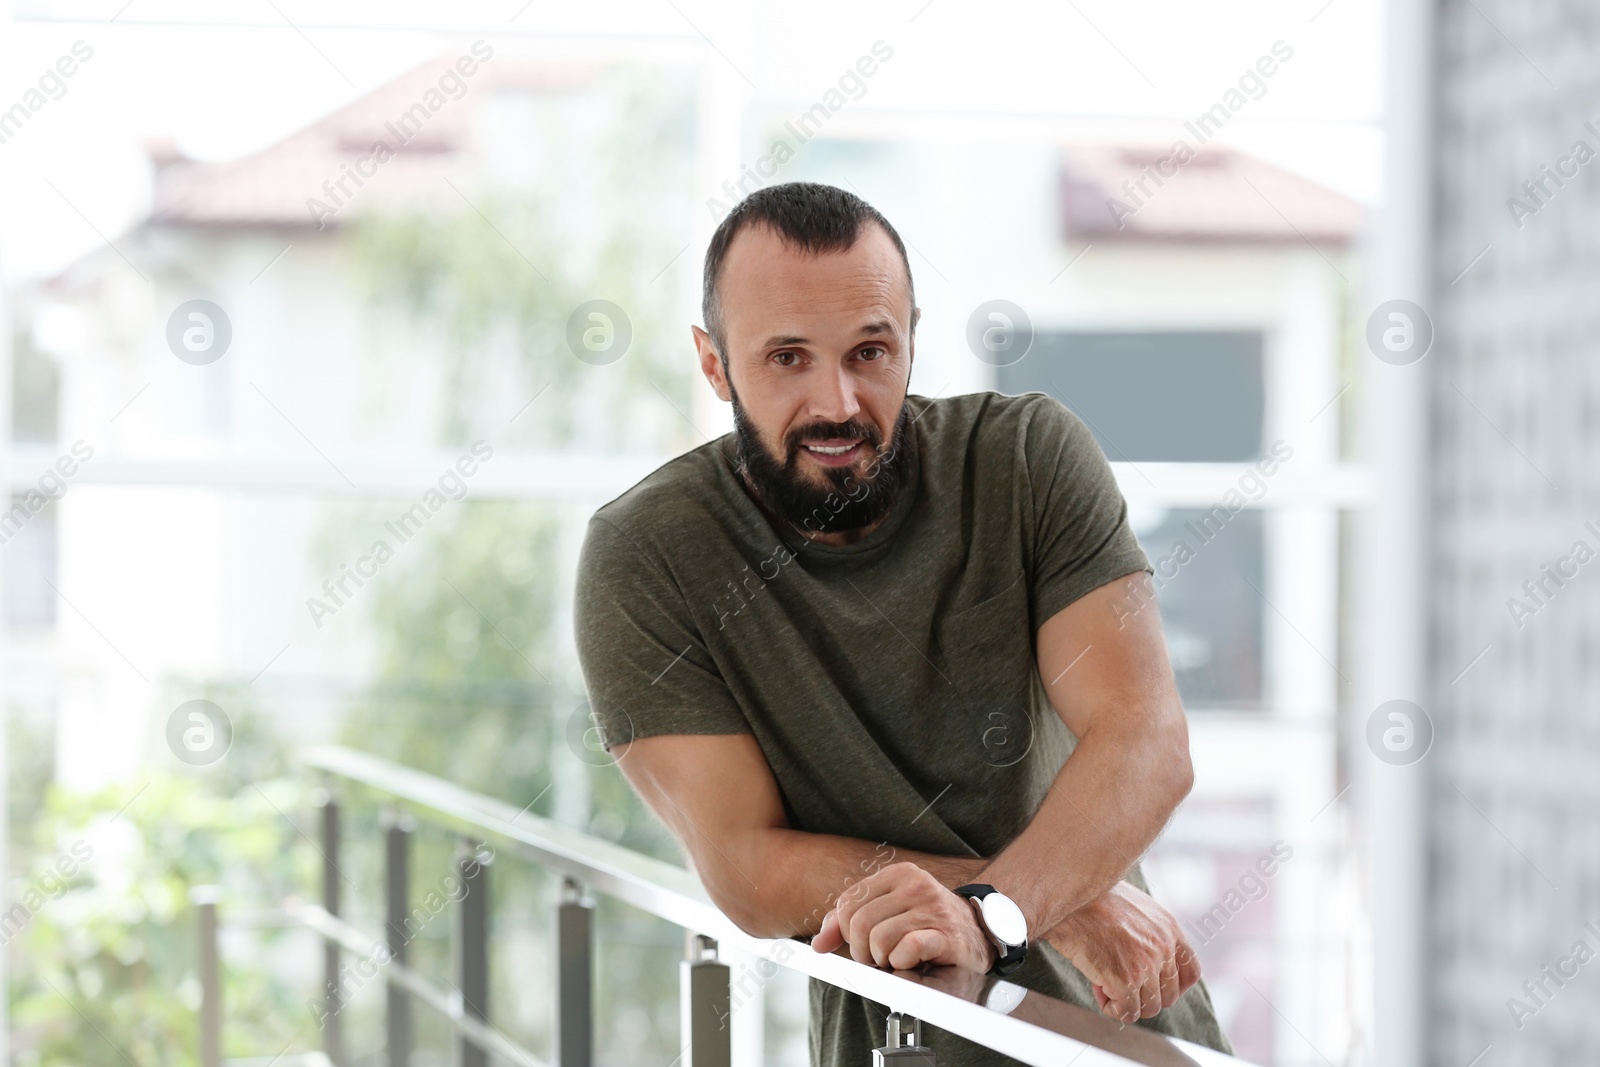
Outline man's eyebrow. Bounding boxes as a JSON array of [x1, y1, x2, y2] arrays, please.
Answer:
[[758, 320, 898, 350]]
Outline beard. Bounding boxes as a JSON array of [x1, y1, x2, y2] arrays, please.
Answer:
[[729, 385, 915, 539]]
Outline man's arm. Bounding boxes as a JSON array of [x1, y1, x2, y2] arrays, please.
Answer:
[[611, 731, 986, 940], [817, 570, 1202, 1019], [596, 546, 1199, 1014], [971, 568, 1204, 1020], [576, 514, 984, 943], [978, 568, 1193, 936]]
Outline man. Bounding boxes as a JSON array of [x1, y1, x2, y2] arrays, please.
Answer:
[[573, 181, 1232, 1065]]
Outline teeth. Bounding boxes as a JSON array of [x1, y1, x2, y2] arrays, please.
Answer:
[[805, 443, 856, 455]]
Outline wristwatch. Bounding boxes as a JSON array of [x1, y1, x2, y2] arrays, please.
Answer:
[[953, 883, 1028, 977]]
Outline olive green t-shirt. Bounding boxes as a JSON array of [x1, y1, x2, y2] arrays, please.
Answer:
[[573, 390, 1233, 1065]]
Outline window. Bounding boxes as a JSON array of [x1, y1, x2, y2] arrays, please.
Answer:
[[4, 495, 57, 629], [998, 331, 1266, 462], [1131, 507, 1264, 709]]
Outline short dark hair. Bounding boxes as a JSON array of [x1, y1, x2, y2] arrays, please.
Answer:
[[700, 181, 917, 364]]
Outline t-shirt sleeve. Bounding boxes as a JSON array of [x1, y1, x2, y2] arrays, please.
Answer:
[[572, 514, 753, 749], [1023, 395, 1152, 629]]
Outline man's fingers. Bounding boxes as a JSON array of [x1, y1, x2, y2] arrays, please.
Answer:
[[812, 909, 843, 954], [845, 893, 912, 966], [1048, 884, 1203, 1023], [867, 910, 941, 969], [1176, 945, 1202, 994], [885, 927, 947, 971], [1157, 956, 1181, 1012], [831, 876, 892, 953], [1107, 990, 1141, 1023], [1096, 973, 1138, 1022], [1137, 972, 1163, 1019]]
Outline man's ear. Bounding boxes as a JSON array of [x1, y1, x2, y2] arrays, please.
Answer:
[[692, 324, 732, 402]]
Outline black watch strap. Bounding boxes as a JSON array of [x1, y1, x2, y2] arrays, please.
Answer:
[[953, 883, 1028, 977], [992, 941, 1027, 977]]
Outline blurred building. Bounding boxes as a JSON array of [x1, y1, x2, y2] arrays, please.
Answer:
[[8, 49, 1368, 1066], [8, 52, 696, 790]]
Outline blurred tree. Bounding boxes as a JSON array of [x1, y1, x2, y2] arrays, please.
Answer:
[[323, 65, 705, 1065], [347, 65, 701, 455], [334, 62, 701, 854], [8, 774, 315, 1067], [9, 59, 718, 1067], [332, 499, 560, 807]]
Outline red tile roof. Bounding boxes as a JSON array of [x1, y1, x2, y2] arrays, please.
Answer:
[[1059, 141, 1364, 244], [144, 55, 1363, 245], [148, 54, 592, 229]]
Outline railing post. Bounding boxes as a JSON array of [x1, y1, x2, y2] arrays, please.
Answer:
[[191, 885, 222, 1067], [872, 1012, 935, 1064], [680, 932, 730, 1067], [457, 839, 491, 1067], [384, 810, 414, 1067], [316, 789, 345, 1066], [555, 877, 593, 1067]]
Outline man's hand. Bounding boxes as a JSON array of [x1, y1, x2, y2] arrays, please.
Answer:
[[1041, 881, 1200, 1023], [811, 862, 997, 973]]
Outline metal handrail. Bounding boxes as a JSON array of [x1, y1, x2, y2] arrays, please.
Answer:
[[221, 744, 1258, 1067]]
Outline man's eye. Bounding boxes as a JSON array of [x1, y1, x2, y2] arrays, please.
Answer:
[[859, 346, 887, 361], [773, 351, 799, 366]]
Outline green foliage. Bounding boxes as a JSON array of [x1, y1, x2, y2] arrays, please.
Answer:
[[335, 498, 562, 808], [335, 61, 703, 859], [8, 775, 316, 1067], [326, 491, 682, 860], [321, 68, 705, 1062]]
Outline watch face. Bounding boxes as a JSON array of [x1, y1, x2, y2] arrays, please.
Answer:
[[980, 892, 1028, 947]]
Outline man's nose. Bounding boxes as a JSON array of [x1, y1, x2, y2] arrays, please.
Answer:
[[809, 362, 863, 425]]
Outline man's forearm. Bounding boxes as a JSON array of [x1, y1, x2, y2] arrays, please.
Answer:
[[713, 827, 985, 940], [977, 722, 1191, 939]]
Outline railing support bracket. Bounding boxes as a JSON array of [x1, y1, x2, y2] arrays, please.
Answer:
[[555, 876, 594, 1067], [681, 932, 731, 1067], [873, 1011, 935, 1064]]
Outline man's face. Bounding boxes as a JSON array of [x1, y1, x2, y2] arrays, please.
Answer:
[[693, 221, 918, 542]]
